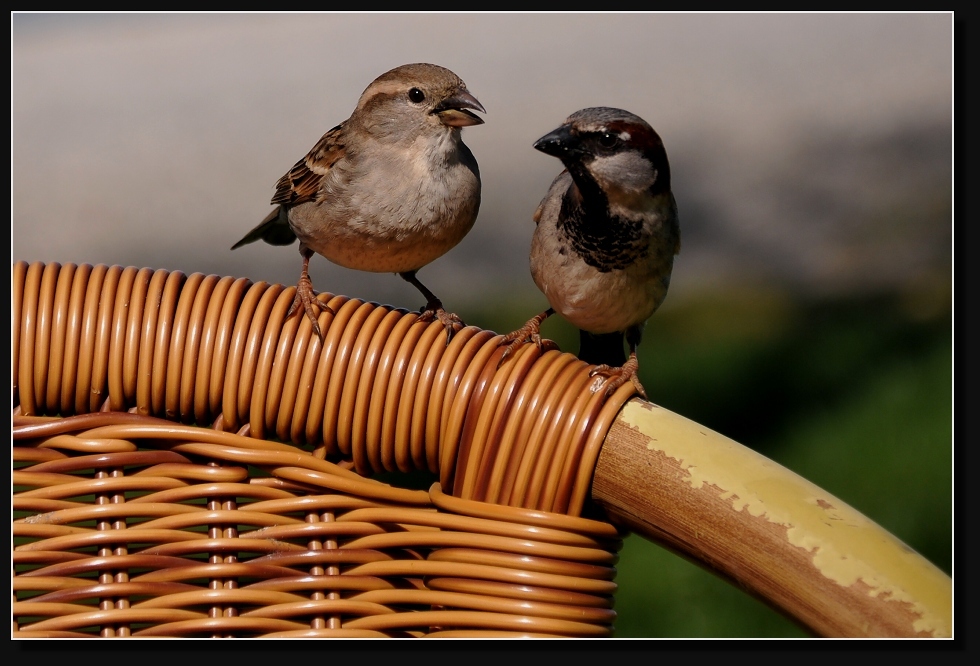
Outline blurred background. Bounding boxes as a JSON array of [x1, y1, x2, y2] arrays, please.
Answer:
[[12, 13, 952, 637]]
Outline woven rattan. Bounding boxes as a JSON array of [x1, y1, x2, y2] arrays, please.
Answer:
[[13, 261, 632, 638]]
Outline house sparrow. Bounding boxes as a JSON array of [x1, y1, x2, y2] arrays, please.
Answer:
[[499, 107, 680, 399], [232, 63, 485, 341]]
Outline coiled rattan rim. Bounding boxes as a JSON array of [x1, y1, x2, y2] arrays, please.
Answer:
[[13, 261, 636, 516]]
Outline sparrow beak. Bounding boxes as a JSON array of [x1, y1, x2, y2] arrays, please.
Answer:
[[434, 90, 486, 127], [533, 125, 584, 159]]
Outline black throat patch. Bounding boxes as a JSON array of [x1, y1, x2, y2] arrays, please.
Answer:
[[557, 184, 647, 272]]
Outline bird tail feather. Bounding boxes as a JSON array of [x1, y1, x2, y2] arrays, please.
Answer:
[[231, 206, 297, 250], [578, 330, 627, 367]]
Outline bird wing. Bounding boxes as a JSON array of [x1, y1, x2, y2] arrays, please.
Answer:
[[533, 170, 571, 226], [270, 122, 347, 207], [231, 122, 346, 250], [532, 200, 545, 226]]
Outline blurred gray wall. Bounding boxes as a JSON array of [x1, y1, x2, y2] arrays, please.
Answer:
[[12, 13, 952, 311]]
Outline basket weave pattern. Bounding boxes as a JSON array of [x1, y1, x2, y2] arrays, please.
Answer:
[[13, 262, 632, 638]]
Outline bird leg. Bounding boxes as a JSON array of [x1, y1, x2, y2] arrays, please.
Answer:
[[286, 244, 329, 342], [399, 270, 465, 340], [589, 330, 647, 399], [497, 307, 558, 366]]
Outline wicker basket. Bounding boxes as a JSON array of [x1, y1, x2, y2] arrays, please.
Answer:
[[13, 261, 633, 638]]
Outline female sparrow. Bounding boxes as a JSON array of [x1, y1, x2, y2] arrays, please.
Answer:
[[232, 63, 485, 341]]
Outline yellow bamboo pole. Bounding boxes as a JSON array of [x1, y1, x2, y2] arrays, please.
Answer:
[[591, 399, 952, 638]]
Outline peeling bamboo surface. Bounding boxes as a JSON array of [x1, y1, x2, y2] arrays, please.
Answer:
[[591, 399, 952, 638]]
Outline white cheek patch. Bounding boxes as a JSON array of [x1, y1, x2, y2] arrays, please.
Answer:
[[589, 150, 656, 193]]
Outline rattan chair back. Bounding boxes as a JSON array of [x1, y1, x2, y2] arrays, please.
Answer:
[[13, 261, 634, 638]]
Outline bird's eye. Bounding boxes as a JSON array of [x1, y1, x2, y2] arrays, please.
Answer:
[[598, 132, 619, 149], [408, 88, 426, 103]]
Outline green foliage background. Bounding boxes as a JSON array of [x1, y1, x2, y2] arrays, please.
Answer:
[[462, 284, 952, 637]]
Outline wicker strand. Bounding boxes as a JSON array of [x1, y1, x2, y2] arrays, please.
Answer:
[[12, 261, 636, 516], [13, 413, 622, 638]]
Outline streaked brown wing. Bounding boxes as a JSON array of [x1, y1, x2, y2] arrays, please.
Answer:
[[270, 122, 346, 207]]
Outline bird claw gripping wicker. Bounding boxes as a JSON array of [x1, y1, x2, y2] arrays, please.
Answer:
[[13, 262, 635, 638]]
